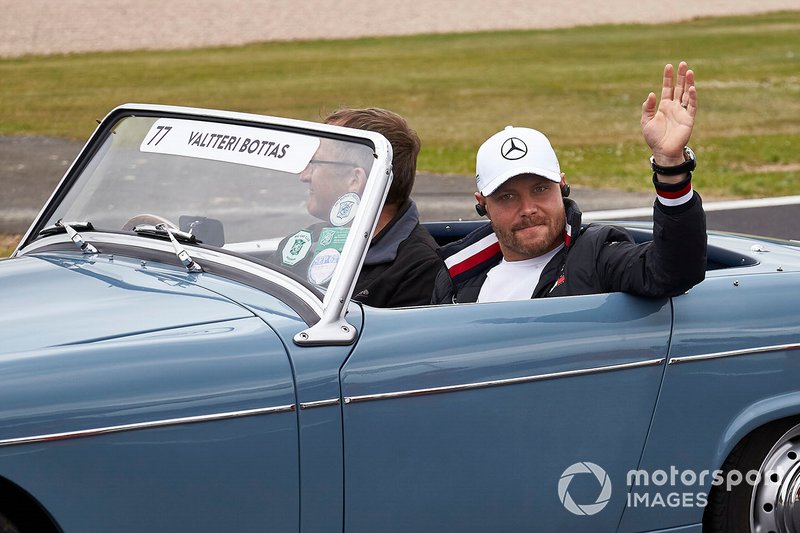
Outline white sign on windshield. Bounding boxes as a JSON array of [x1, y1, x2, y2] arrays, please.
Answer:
[[140, 118, 320, 173]]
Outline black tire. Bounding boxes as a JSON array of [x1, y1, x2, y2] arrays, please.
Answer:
[[0, 512, 21, 533], [703, 417, 800, 532]]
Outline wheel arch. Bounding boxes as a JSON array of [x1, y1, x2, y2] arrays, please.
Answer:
[[702, 414, 800, 531], [713, 392, 800, 471], [0, 475, 62, 533]]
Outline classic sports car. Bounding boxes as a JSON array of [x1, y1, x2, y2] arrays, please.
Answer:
[[1, 104, 799, 533]]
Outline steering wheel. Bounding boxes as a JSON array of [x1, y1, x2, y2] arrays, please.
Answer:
[[121, 214, 179, 232]]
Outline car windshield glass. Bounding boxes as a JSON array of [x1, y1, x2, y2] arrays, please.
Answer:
[[41, 115, 376, 290]]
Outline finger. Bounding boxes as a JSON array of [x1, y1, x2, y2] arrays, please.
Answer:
[[681, 70, 697, 110], [641, 92, 657, 127], [685, 85, 697, 118], [661, 63, 674, 102], [674, 61, 688, 103]]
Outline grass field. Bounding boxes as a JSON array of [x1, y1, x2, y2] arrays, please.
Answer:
[[1, 11, 799, 204], [0, 235, 18, 257]]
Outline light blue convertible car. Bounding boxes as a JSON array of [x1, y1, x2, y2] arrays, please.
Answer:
[[1, 105, 799, 533]]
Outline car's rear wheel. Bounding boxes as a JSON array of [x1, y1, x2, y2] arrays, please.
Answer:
[[704, 418, 800, 532], [751, 422, 800, 533], [0, 511, 21, 533]]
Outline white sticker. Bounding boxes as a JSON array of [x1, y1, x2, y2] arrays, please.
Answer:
[[282, 230, 313, 266], [140, 118, 320, 174], [307, 248, 340, 285], [329, 192, 360, 227]]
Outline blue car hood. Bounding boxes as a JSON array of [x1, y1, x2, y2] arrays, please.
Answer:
[[0, 252, 254, 356]]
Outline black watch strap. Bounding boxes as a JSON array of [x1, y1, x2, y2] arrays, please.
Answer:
[[650, 146, 696, 176]]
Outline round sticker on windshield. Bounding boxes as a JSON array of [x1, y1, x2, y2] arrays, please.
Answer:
[[307, 248, 340, 285], [329, 192, 360, 227]]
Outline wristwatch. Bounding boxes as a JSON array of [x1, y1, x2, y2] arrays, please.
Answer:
[[650, 146, 696, 176]]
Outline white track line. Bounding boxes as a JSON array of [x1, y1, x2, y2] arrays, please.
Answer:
[[583, 195, 800, 221]]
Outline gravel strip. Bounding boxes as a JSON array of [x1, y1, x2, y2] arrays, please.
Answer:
[[1, 0, 798, 57]]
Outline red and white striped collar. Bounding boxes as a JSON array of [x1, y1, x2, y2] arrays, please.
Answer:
[[444, 232, 501, 278]]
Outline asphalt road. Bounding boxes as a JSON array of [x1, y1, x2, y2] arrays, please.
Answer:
[[703, 205, 796, 240], [0, 135, 797, 241], [611, 204, 799, 242]]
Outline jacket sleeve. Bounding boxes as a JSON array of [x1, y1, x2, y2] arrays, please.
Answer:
[[597, 180, 707, 297]]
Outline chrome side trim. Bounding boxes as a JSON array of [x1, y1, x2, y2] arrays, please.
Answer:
[[343, 358, 665, 404], [0, 404, 296, 448], [299, 398, 341, 410], [668, 343, 800, 365]]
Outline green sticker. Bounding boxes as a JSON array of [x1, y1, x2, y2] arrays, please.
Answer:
[[282, 230, 313, 266], [315, 227, 349, 255]]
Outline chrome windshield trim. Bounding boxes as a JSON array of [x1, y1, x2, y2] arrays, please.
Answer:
[[19, 233, 324, 317], [343, 358, 665, 404], [0, 404, 296, 448], [668, 343, 800, 365], [299, 398, 341, 410]]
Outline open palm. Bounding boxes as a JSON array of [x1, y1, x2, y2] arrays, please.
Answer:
[[641, 62, 697, 165]]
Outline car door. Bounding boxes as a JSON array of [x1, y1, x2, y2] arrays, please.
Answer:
[[340, 293, 671, 532]]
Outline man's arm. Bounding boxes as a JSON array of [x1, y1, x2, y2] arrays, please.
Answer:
[[598, 62, 706, 297]]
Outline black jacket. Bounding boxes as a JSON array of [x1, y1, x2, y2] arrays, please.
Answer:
[[276, 200, 443, 308], [352, 200, 443, 307], [432, 183, 706, 304]]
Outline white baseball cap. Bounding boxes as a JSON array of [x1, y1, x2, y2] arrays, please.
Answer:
[[476, 126, 561, 196]]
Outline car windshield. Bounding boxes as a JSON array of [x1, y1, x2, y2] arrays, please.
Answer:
[[39, 114, 380, 290]]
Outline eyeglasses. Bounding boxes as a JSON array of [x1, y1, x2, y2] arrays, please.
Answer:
[[308, 158, 359, 168]]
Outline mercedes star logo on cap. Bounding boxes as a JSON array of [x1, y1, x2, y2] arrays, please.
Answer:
[[501, 137, 528, 160]]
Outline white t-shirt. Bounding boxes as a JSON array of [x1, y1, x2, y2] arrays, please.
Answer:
[[477, 245, 564, 303]]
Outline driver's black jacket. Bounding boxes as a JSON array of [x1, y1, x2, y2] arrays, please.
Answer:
[[431, 175, 707, 304], [275, 200, 443, 308], [352, 200, 443, 307]]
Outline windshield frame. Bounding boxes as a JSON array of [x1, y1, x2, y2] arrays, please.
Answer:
[[16, 103, 394, 345]]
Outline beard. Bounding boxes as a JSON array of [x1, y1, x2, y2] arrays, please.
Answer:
[[492, 210, 566, 260]]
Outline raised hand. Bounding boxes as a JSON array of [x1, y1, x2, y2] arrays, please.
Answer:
[[641, 62, 697, 167]]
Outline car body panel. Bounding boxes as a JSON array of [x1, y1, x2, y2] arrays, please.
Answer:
[[261, 307, 364, 532], [0, 304, 301, 532], [0, 251, 254, 355], [165, 273, 366, 531], [1, 412, 299, 532], [0, 245, 306, 532], [341, 294, 671, 531], [619, 271, 800, 531]]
